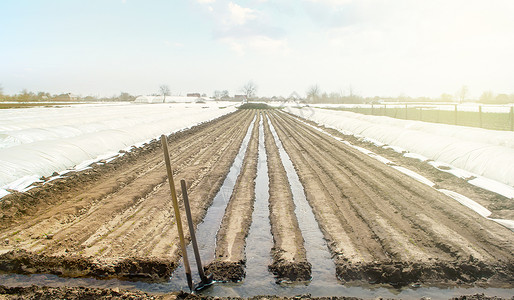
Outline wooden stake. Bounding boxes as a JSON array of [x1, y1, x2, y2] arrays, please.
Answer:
[[161, 135, 193, 292], [479, 106, 483, 128], [510, 106, 514, 131], [454, 104, 458, 125]]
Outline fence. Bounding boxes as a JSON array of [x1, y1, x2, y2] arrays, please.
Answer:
[[332, 104, 514, 131]]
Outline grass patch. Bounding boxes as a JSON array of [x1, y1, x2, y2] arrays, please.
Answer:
[[328, 107, 513, 131]]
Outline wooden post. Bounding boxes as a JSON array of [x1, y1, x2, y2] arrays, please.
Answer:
[[405, 104, 408, 120], [454, 104, 458, 125], [371, 104, 374, 115], [510, 107, 513, 131], [479, 106, 483, 128], [161, 135, 193, 291], [420, 107, 423, 121]]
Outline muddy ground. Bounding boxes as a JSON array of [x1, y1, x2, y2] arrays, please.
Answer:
[[0, 110, 254, 280], [269, 111, 513, 286], [0, 285, 511, 300], [205, 113, 260, 281], [0, 109, 513, 295], [263, 114, 311, 282]]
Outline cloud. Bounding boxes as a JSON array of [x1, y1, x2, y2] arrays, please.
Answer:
[[195, 0, 288, 55], [197, 0, 215, 3], [226, 2, 257, 25], [306, 0, 353, 5]]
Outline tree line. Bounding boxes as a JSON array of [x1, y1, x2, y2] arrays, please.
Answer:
[[0, 86, 136, 102], [1, 82, 512, 104], [305, 84, 514, 104]]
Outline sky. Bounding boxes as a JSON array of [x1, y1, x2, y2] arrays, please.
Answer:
[[1, 0, 513, 99]]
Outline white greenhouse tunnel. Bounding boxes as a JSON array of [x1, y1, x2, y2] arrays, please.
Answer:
[[0, 102, 237, 196], [285, 107, 514, 190]]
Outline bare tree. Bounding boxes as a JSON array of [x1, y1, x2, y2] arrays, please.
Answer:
[[306, 84, 320, 102], [457, 85, 468, 103], [159, 85, 170, 101], [348, 84, 354, 99], [0, 83, 3, 96], [440, 93, 453, 102], [119, 92, 135, 102], [213, 90, 230, 99], [479, 90, 494, 103], [240, 81, 257, 100]]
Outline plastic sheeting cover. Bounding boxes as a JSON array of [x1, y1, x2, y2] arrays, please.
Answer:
[[0, 102, 236, 189], [286, 107, 514, 188]]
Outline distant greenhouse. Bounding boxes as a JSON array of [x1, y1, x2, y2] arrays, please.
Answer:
[[134, 95, 213, 103], [134, 95, 165, 103]]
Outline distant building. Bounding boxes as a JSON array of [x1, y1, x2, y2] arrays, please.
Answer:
[[187, 93, 201, 98]]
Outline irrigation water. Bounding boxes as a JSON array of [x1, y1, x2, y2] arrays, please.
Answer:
[[1, 114, 513, 299], [161, 115, 258, 292]]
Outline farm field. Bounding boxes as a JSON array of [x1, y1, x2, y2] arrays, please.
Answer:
[[0, 109, 513, 298], [307, 103, 514, 131]]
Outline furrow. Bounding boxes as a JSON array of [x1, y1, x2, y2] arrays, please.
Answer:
[[269, 110, 514, 285], [206, 112, 260, 282], [263, 113, 311, 282]]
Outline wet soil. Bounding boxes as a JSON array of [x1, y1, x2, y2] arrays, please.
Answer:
[[286, 110, 514, 221], [0, 285, 512, 300], [205, 113, 260, 282], [263, 114, 311, 282], [0, 285, 156, 299], [0, 110, 254, 281], [268, 111, 513, 287], [0, 109, 513, 294]]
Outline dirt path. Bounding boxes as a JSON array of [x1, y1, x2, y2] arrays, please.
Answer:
[[263, 114, 310, 282], [267, 110, 513, 286], [206, 112, 259, 282], [0, 110, 254, 281]]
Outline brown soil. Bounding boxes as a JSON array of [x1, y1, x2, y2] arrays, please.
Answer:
[[205, 112, 260, 282], [0, 110, 254, 281], [0, 285, 157, 299], [314, 119, 514, 221], [0, 285, 512, 300], [267, 110, 514, 287], [0, 108, 513, 291], [263, 114, 311, 282]]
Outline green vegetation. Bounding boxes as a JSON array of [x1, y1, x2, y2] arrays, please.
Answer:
[[0, 102, 83, 109], [0, 88, 136, 103], [328, 106, 514, 131], [238, 103, 273, 110]]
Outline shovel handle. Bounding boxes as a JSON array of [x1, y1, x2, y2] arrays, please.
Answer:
[[161, 135, 193, 291]]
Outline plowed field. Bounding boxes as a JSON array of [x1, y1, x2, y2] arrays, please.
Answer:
[[0, 109, 512, 290]]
